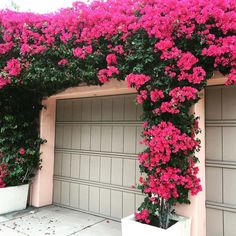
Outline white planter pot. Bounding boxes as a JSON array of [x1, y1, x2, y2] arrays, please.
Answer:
[[122, 214, 191, 236], [0, 184, 29, 215]]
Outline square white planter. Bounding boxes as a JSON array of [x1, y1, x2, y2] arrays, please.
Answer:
[[0, 184, 29, 215], [122, 214, 191, 236]]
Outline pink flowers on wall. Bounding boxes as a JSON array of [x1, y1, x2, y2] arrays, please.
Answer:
[[4, 58, 21, 77], [0, 0, 235, 228], [126, 74, 151, 90]]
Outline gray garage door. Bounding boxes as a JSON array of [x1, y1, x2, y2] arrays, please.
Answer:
[[53, 94, 144, 220], [206, 85, 236, 236]]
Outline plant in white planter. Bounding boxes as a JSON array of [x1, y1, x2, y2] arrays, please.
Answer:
[[121, 121, 201, 236], [0, 89, 44, 215], [122, 214, 191, 236]]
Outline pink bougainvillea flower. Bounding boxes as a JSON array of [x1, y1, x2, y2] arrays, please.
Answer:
[[4, 58, 22, 77], [150, 89, 164, 102], [0, 178, 6, 188], [136, 90, 147, 104], [58, 59, 68, 65], [19, 148, 25, 155], [135, 209, 150, 224], [126, 74, 151, 89], [106, 54, 117, 66], [0, 77, 10, 89]]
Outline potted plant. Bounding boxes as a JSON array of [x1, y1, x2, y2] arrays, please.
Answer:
[[0, 88, 43, 215], [121, 119, 201, 236]]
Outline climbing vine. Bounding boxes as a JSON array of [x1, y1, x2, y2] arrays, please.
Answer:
[[0, 0, 235, 229]]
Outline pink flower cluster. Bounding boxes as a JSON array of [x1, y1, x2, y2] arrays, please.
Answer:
[[135, 209, 150, 224], [169, 86, 198, 103], [136, 90, 148, 104], [58, 59, 68, 66], [177, 67, 206, 84], [126, 74, 151, 89], [141, 122, 199, 166], [106, 54, 117, 66], [0, 77, 10, 89], [153, 87, 198, 115], [73, 46, 93, 59], [97, 66, 119, 83], [4, 58, 21, 77], [177, 52, 198, 71], [141, 166, 202, 200], [150, 89, 164, 102]]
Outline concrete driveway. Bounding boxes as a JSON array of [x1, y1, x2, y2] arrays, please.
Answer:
[[0, 206, 121, 236]]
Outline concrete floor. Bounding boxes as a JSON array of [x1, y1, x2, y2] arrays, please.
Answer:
[[0, 205, 121, 236]]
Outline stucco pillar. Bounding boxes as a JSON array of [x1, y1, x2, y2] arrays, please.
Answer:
[[30, 97, 56, 207], [176, 90, 206, 236]]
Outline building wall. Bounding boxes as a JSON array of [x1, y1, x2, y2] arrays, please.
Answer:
[[31, 74, 226, 236]]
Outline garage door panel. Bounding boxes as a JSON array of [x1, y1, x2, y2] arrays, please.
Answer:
[[124, 96, 136, 121], [224, 211, 236, 236], [101, 97, 113, 120], [82, 100, 92, 121], [70, 183, 79, 208], [111, 190, 122, 218], [61, 153, 71, 177], [123, 192, 135, 217], [100, 157, 111, 184], [54, 94, 143, 220], [61, 181, 70, 206], [91, 126, 101, 151], [89, 156, 100, 182], [53, 180, 61, 204], [137, 104, 142, 120], [70, 154, 80, 179], [89, 186, 100, 213], [80, 155, 90, 180], [71, 125, 81, 149], [206, 208, 223, 236], [206, 87, 222, 120], [54, 152, 62, 176], [206, 86, 236, 236], [79, 185, 89, 211], [113, 96, 124, 120], [81, 126, 91, 150], [63, 125, 72, 149], [72, 100, 82, 121], [222, 87, 236, 119], [55, 125, 63, 148], [91, 99, 102, 121], [223, 169, 236, 205], [223, 127, 236, 162], [112, 126, 124, 152], [206, 167, 223, 203], [100, 188, 111, 216], [111, 158, 122, 185], [206, 127, 222, 161], [123, 159, 136, 187], [206, 167, 222, 203], [101, 126, 112, 152], [63, 100, 73, 121], [124, 127, 136, 154]]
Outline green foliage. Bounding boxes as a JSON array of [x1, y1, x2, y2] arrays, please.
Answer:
[[0, 86, 44, 186]]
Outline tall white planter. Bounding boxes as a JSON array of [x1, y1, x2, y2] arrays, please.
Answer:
[[122, 214, 191, 236], [0, 184, 29, 215]]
